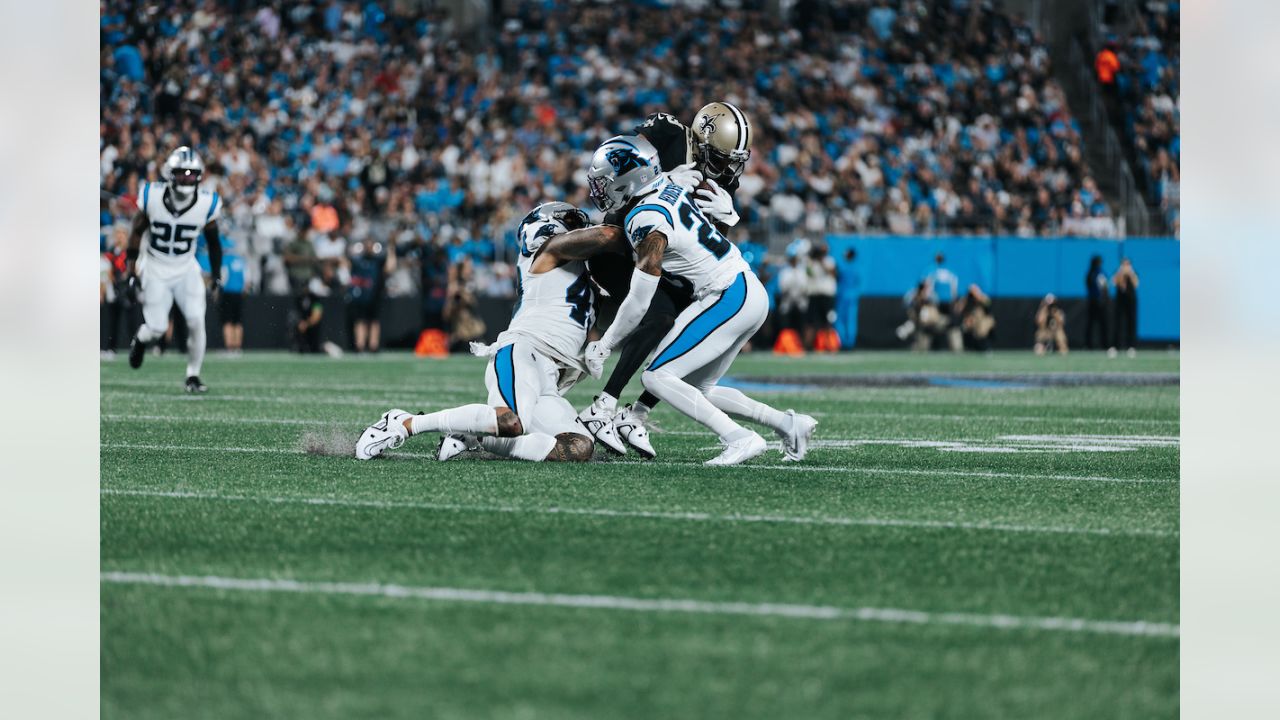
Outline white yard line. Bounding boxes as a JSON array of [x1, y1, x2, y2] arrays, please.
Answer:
[[99, 570, 1179, 639], [101, 487, 1174, 539], [99, 442, 1174, 484], [99, 413, 1179, 436]]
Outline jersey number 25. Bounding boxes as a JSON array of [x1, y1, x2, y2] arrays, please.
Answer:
[[150, 221, 199, 255]]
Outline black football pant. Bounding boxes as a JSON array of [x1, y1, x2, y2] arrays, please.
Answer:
[[603, 284, 689, 408]]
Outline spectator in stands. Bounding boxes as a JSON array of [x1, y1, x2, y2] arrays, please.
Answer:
[[1084, 255, 1112, 350], [1112, 258, 1140, 356], [1034, 294, 1068, 356], [100, 241, 117, 359], [956, 284, 996, 352], [347, 238, 396, 353], [835, 247, 862, 350], [101, 227, 130, 357], [778, 252, 809, 339], [805, 241, 837, 350], [283, 232, 317, 295], [220, 239, 247, 356], [444, 256, 485, 352]]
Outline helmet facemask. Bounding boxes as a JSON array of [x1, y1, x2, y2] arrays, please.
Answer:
[[587, 175, 617, 212], [696, 143, 750, 185], [168, 167, 202, 202]]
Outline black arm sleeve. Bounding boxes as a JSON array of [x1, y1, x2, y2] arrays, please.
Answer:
[[204, 223, 222, 282]]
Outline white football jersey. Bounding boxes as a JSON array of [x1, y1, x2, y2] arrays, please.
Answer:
[[623, 178, 749, 296], [138, 181, 221, 270], [495, 216, 595, 374]]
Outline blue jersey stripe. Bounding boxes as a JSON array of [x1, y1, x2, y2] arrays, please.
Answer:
[[495, 344, 518, 414], [648, 273, 748, 372], [624, 203, 674, 232], [206, 192, 220, 222], [142, 182, 150, 212]]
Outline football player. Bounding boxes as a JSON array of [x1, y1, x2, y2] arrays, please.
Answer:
[[124, 146, 222, 393], [581, 135, 816, 465], [579, 102, 753, 458], [355, 202, 624, 463]]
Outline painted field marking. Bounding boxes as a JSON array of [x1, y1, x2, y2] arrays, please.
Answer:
[[100, 487, 1175, 539], [99, 413, 1179, 435], [100, 571, 1179, 639], [698, 434, 1181, 455], [99, 442, 1175, 484]]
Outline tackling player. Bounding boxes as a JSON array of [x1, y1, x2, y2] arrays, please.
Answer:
[[355, 202, 624, 463], [124, 146, 222, 393], [581, 135, 817, 465], [579, 102, 752, 458]]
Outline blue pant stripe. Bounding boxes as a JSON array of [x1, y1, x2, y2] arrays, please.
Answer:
[[648, 273, 748, 372], [495, 345, 518, 414]]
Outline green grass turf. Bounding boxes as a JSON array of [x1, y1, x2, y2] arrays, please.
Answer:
[[101, 349, 1179, 719]]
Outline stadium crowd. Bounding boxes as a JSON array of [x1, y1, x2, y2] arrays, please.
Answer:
[[101, 0, 1120, 308], [1094, 0, 1179, 232]]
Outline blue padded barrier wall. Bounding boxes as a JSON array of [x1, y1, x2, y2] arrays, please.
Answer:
[[824, 235, 1179, 341]]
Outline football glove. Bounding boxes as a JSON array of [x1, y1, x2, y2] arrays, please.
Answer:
[[584, 340, 611, 379], [694, 179, 740, 227], [667, 162, 702, 190], [125, 274, 140, 304]]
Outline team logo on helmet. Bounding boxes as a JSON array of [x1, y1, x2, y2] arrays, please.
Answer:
[[698, 112, 724, 136], [606, 147, 647, 174]]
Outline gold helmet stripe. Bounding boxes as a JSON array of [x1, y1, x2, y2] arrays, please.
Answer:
[[723, 102, 750, 153]]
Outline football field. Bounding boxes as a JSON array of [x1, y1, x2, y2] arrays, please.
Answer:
[[101, 350, 1179, 718]]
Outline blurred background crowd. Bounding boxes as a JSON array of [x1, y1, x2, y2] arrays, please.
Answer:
[[99, 0, 1177, 354]]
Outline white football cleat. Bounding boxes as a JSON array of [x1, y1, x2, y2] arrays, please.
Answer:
[[437, 433, 480, 461], [355, 408, 412, 460], [777, 410, 818, 462], [613, 405, 656, 459], [577, 396, 627, 455], [706, 431, 767, 466]]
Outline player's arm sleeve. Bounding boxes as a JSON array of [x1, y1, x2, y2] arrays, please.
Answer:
[[599, 224, 667, 351], [204, 222, 222, 281], [126, 210, 149, 273]]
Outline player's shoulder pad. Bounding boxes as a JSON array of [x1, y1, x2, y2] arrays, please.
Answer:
[[142, 181, 167, 213], [200, 187, 221, 223], [623, 181, 683, 248]]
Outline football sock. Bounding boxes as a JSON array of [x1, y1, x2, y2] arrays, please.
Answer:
[[632, 399, 652, 417], [704, 386, 789, 432], [410, 404, 499, 436], [481, 433, 557, 462], [594, 392, 618, 415], [636, 391, 661, 411], [642, 368, 744, 440], [185, 319, 206, 378]]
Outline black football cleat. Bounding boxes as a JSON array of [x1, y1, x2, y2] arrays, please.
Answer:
[[128, 337, 146, 369], [185, 376, 208, 394]]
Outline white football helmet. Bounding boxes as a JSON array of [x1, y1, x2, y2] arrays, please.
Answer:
[[161, 146, 204, 202], [517, 201, 589, 256], [586, 135, 663, 213]]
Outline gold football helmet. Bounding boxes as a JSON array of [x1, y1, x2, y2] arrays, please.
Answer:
[[690, 101, 752, 183]]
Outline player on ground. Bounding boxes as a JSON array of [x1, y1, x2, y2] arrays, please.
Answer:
[[579, 102, 753, 458], [125, 146, 222, 393], [355, 202, 624, 463], [582, 135, 817, 465]]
